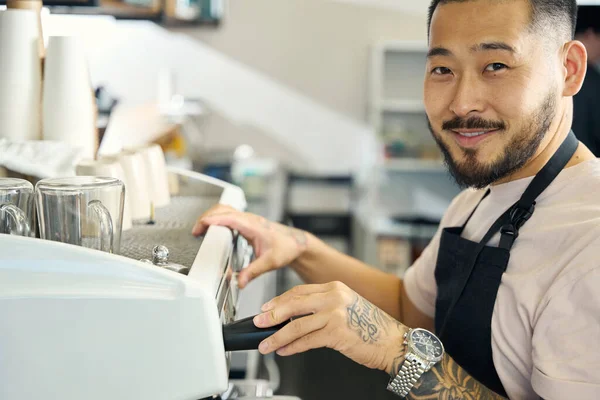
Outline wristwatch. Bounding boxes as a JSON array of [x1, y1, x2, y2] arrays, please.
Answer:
[[387, 328, 445, 398]]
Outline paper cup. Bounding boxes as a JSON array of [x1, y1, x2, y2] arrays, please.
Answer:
[[126, 144, 170, 208], [0, 9, 42, 141], [43, 35, 96, 159], [116, 150, 152, 221]]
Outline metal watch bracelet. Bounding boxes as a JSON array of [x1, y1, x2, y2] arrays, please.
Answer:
[[387, 353, 427, 398]]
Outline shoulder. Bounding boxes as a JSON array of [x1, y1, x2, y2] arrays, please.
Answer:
[[534, 159, 600, 269], [551, 159, 600, 208], [531, 159, 600, 314]]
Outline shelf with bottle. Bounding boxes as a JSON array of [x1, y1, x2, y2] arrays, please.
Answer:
[[381, 125, 445, 173]]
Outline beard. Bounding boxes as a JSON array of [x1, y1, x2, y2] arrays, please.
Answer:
[[429, 91, 556, 189]]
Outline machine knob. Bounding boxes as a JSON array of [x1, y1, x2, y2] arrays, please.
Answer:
[[140, 245, 190, 275], [152, 245, 169, 265], [233, 235, 254, 272]]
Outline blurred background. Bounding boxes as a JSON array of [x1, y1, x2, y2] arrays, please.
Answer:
[[1, 1, 599, 399]]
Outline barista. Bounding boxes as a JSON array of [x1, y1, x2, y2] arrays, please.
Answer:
[[195, 0, 600, 399]]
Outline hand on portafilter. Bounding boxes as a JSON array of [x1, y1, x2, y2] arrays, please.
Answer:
[[192, 205, 310, 289]]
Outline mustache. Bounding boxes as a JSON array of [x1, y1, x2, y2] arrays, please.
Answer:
[[441, 117, 506, 131]]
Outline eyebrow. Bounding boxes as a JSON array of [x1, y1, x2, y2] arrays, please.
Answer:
[[427, 42, 517, 58], [427, 47, 452, 58], [471, 42, 517, 53]]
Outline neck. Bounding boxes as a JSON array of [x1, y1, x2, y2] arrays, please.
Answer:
[[493, 108, 595, 186]]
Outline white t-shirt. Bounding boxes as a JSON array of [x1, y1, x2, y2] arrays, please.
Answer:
[[404, 159, 600, 400]]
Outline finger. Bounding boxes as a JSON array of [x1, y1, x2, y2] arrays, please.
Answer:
[[203, 204, 236, 216], [261, 284, 331, 312], [193, 213, 257, 240], [192, 210, 236, 236], [254, 292, 326, 328], [258, 313, 328, 355], [191, 214, 228, 236], [194, 204, 235, 221], [237, 255, 274, 289], [275, 329, 330, 356], [191, 205, 236, 235]]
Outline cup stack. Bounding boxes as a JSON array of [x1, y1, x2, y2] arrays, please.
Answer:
[[5, 0, 45, 59], [127, 144, 171, 208], [43, 36, 97, 160], [0, 9, 42, 142], [115, 150, 153, 222]]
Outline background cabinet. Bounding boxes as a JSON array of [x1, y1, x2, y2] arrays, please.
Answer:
[[368, 40, 440, 164]]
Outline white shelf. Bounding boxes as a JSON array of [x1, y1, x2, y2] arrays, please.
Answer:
[[381, 99, 425, 113], [384, 158, 446, 173], [369, 40, 428, 132]]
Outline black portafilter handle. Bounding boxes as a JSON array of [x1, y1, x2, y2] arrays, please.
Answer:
[[222, 314, 293, 352]]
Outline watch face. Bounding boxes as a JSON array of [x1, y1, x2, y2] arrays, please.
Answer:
[[409, 328, 444, 361]]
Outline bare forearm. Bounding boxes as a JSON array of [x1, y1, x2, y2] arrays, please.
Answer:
[[291, 233, 403, 320], [400, 353, 506, 400]]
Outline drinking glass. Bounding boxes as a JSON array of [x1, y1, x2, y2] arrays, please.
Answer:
[[0, 178, 34, 236], [36, 176, 124, 254]]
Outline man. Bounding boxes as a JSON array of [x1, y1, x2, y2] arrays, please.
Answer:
[[194, 0, 600, 398], [572, 5, 600, 156]]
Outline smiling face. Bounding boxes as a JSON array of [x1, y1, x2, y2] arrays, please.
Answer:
[[424, 0, 565, 188]]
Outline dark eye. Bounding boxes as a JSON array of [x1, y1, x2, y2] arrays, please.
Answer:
[[485, 63, 507, 72], [432, 67, 452, 75]]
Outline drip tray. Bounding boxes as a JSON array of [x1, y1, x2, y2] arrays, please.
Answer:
[[119, 196, 214, 267]]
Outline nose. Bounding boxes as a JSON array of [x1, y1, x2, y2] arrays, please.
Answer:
[[449, 73, 486, 118]]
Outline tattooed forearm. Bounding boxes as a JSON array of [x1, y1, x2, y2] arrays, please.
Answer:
[[347, 296, 379, 342], [288, 226, 308, 247], [406, 354, 506, 400], [347, 295, 403, 344], [262, 219, 308, 249]]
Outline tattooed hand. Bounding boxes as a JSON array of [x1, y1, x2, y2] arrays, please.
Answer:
[[192, 205, 309, 288], [253, 281, 408, 374]]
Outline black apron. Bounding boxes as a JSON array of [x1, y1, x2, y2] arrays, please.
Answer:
[[433, 131, 579, 396]]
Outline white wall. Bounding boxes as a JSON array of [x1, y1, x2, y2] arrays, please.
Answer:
[[331, 0, 430, 16], [42, 15, 378, 174], [41, 2, 428, 175], [171, 0, 428, 123]]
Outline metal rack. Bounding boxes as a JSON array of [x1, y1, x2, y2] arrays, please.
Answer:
[[120, 196, 212, 266]]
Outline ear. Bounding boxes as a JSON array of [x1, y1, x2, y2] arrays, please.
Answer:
[[562, 40, 587, 97]]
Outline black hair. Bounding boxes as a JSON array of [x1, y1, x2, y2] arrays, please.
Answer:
[[427, 0, 578, 40], [575, 5, 600, 35]]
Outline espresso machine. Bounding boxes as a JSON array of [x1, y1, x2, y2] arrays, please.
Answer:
[[0, 168, 300, 400]]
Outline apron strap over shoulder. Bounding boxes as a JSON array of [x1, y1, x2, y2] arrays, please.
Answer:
[[498, 131, 579, 250], [438, 131, 579, 336]]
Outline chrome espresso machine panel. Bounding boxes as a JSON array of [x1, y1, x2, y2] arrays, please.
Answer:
[[0, 168, 250, 400]]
